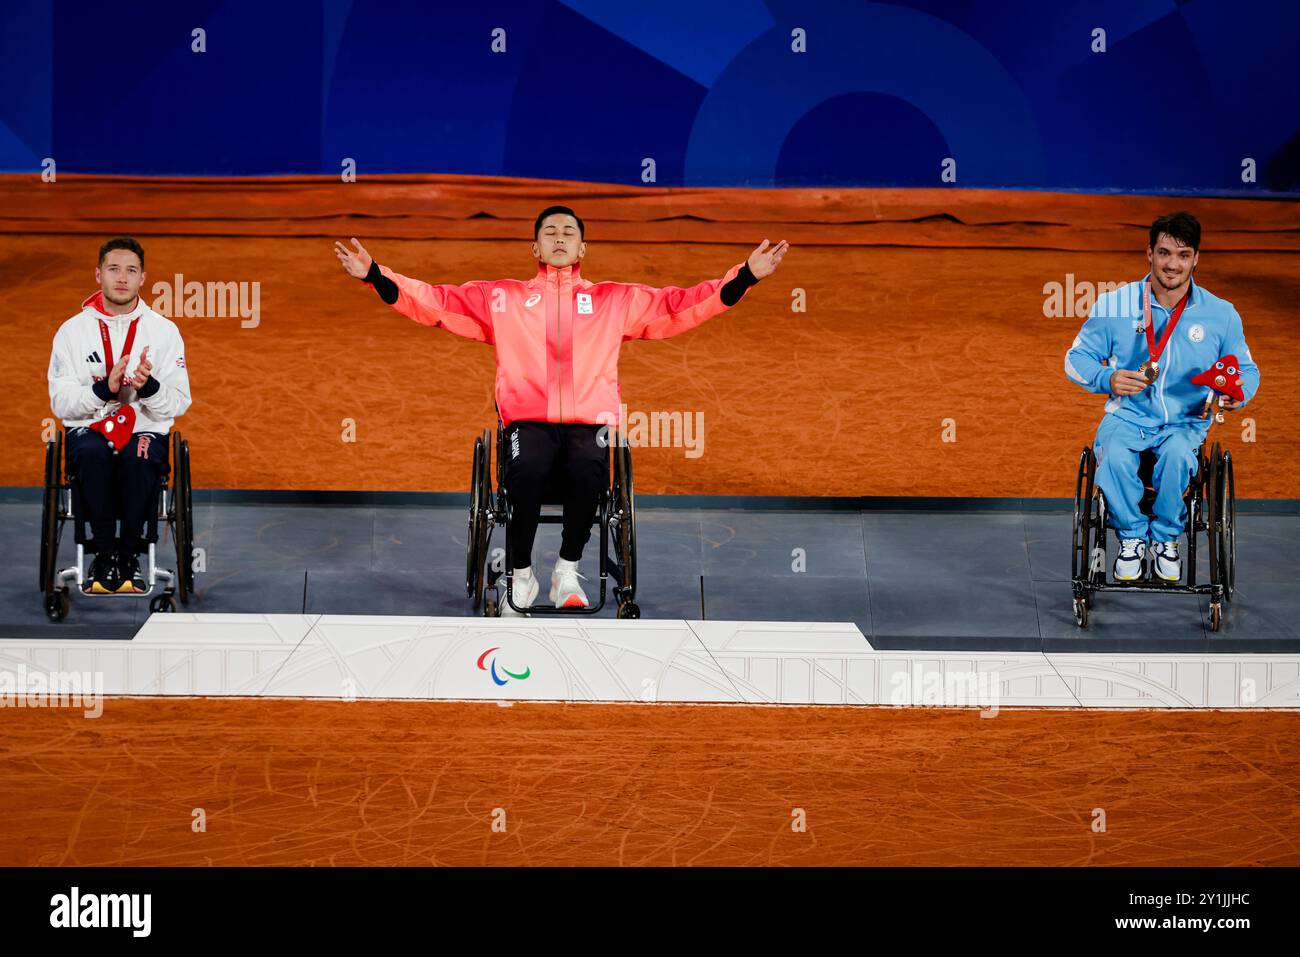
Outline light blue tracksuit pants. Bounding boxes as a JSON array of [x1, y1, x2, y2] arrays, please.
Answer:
[[1094, 414, 1202, 542]]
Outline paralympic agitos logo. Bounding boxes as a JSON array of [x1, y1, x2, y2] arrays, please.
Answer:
[[477, 647, 532, 686]]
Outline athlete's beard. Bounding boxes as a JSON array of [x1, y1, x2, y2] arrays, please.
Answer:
[[103, 289, 139, 308], [1153, 266, 1191, 294]]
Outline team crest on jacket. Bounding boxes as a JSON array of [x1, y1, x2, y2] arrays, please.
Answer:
[[524, 293, 541, 308], [1187, 323, 1205, 343], [576, 292, 593, 314]]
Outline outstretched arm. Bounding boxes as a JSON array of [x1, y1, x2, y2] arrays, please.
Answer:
[[335, 237, 494, 344], [623, 239, 789, 341]]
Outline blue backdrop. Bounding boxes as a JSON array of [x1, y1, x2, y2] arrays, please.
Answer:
[[2, 0, 1297, 192]]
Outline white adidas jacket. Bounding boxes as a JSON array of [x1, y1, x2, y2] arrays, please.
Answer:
[[48, 291, 192, 433]]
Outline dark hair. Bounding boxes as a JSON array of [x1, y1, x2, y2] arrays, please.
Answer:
[[1148, 212, 1200, 252], [98, 236, 145, 268], [534, 205, 584, 240]]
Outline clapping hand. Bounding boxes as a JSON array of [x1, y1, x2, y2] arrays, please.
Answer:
[[108, 354, 129, 393], [128, 347, 152, 390]]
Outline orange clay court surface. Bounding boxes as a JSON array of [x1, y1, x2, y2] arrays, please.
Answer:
[[0, 700, 1296, 866], [1, 175, 1296, 498]]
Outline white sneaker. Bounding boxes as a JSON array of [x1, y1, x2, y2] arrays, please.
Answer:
[[1153, 541, 1181, 583], [500, 566, 539, 616], [549, 557, 589, 609], [1113, 538, 1146, 582]]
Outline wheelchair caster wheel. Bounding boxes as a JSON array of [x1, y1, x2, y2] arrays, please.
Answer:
[[149, 595, 177, 614], [45, 589, 69, 622], [617, 602, 641, 620], [1209, 602, 1222, 632], [1072, 597, 1088, 629], [484, 597, 500, 618]]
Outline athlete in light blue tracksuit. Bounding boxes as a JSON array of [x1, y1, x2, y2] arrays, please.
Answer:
[[1065, 212, 1260, 582]]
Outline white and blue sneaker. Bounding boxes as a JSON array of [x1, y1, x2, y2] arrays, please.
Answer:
[[1113, 538, 1146, 582], [500, 566, 539, 616], [1153, 541, 1181, 583]]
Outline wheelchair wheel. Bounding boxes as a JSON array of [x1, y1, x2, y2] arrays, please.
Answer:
[[45, 589, 69, 622], [1217, 450, 1236, 602], [173, 433, 195, 604], [39, 431, 63, 594], [465, 429, 492, 611], [1071, 447, 1098, 584], [1072, 597, 1088, 628], [610, 433, 637, 608], [477, 429, 494, 603], [495, 421, 506, 492], [1203, 442, 1220, 597], [466, 433, 485, 605], [1091, 492, 1108, 588]]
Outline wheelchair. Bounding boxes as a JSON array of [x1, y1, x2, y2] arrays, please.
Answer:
[[39, 429, 195, 621], [464, 421, 639, 619], [1071, 440, 1235, 631]]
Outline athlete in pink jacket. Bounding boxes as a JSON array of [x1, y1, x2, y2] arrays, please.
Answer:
[[335, 205, 788, 612]]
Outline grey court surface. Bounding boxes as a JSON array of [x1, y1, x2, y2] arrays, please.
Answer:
[[2, 499, 1297, 653]]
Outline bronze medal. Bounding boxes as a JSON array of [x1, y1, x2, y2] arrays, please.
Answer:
[[1138, 360, 1159, 383]]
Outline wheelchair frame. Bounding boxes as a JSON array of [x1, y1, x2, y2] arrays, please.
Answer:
[[39, 429, 195, 621], [1070, 439, 1236, 631], [465, 422, 639, 619]]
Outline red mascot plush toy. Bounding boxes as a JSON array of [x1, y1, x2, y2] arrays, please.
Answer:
[[89, 404, 136, 453], [1190, 355, 1245, 422]]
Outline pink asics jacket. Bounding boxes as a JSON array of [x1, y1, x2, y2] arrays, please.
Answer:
[[370, 259, 748, 426]]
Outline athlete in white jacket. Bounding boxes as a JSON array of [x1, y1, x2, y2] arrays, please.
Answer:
[[47, 237, 192, 593]]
